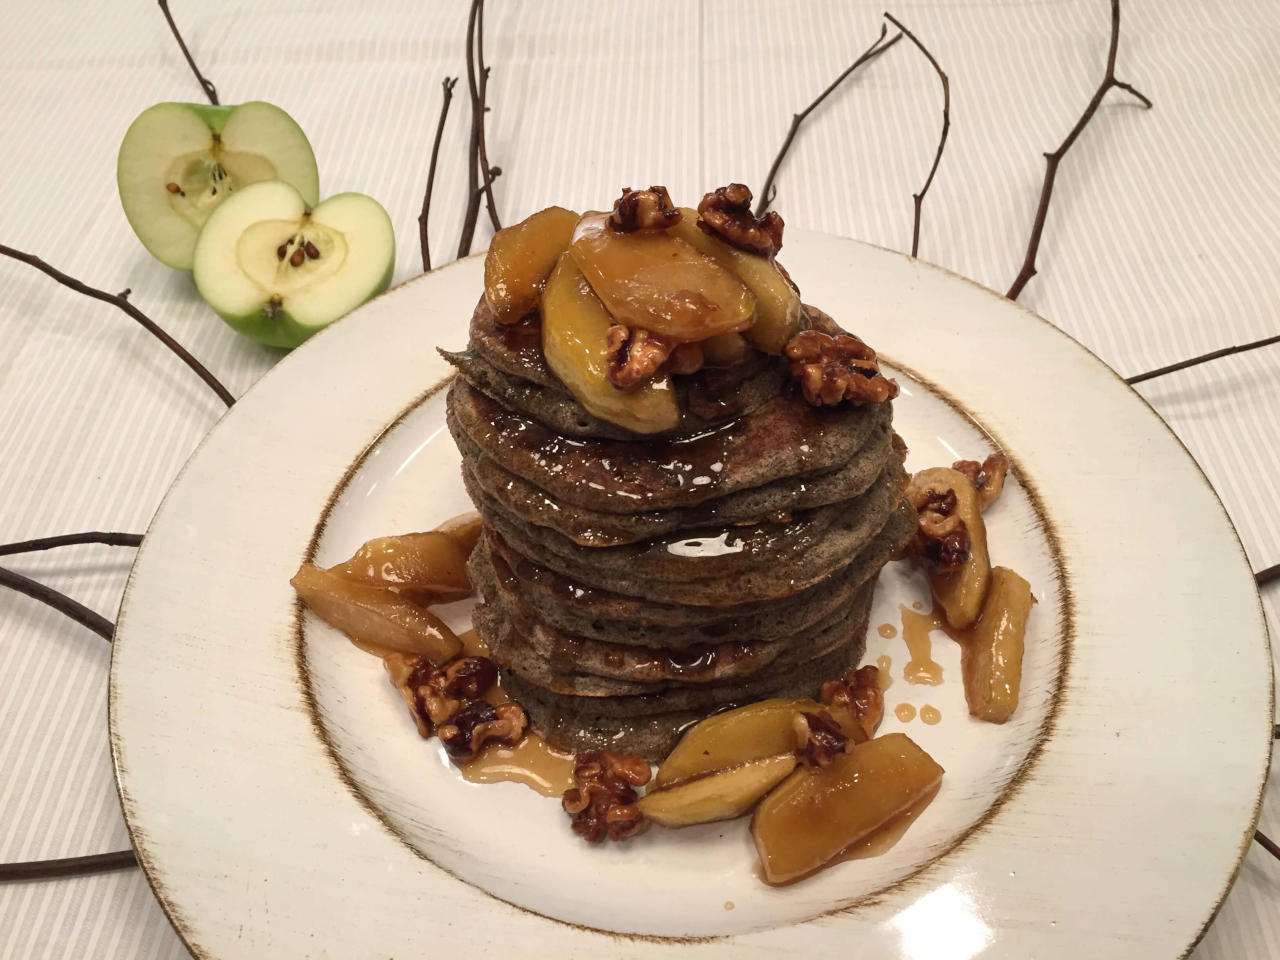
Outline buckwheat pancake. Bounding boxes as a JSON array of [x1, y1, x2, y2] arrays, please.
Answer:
[[500, 601, 873, 760], [474, 510, 911, 649], [467, 460, 907, 605], [454, 416, 897, 546], [446, 379, 890, 514], [478, 583, 872, 711], [474, 549, 876, 686]]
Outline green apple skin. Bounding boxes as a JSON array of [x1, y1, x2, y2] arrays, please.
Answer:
[[117, 101, 319, 271], [193, 181, 395, 350]]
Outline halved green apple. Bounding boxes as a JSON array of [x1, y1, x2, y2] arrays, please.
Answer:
[[193, 181, 394, 349], [118, 101, 319, 270]]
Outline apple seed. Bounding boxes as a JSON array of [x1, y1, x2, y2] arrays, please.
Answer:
[[304, 241, 320, 260], [289, 247, 305, 267]]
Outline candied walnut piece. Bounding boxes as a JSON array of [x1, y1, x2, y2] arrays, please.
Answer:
[[952, 453, 1010, 511], [697, 183, 785, 257], [907, 471, 973, 571], [609, 186, 681, 233], [416, 656, 501, 726], [784, 329, 899, 406], [792, 711, 849, 768], [384, 652, 433, 738], [820, 665, 885, 742], [605, 324, 680, 391], [562, 751, 652, 843], [438, 700, 528, 761]]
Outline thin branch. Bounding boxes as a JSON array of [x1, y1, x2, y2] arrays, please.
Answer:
[[0, 849, 136, 883], [0, 532, 142, 558], [157, 1, 218, 105], [420, 77, 459, 273], [0, 244, 235, 408], [1125, 333, 1280, 385], [1006, 0, 1151, 301], [457, 0, 484, 258], [883, 12, 950, 259], [1256, 830, 1280, 861], [756, 26, 902, 217], [1258, 564, 1279, 588], [476, 0, 502, 233], [0, 566, 114, 642]]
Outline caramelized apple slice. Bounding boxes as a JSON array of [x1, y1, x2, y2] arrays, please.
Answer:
[[569, 213, 755, 340], [752, 733, 944, 885], [291, 563, 463, 662], [638, 754, 796, 827], [654, 698, 821, 788], [910, 467, 991, 630], [328, 531, 472, 603], [484, 206, 580, 325], [436, 511, 484, 558], [542, 253, 680, 434], [669, 209, 802, 354], [962, 566, 1034, 723]]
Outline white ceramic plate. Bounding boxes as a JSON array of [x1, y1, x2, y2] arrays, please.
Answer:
[[109, 232, 1273, 959]]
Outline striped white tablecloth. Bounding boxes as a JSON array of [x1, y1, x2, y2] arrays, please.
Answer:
[[1, 1, 1276, 956]]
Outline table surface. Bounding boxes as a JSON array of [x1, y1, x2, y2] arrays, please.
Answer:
[[2, 1, 1277, 957]]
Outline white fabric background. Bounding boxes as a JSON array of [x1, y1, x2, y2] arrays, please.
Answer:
[[1, 1, 1277, 956]]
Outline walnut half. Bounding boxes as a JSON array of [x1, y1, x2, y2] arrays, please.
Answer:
[[437, 700, 528, 761], [784, 329, 899, 407], [696, 183, 784, 257], [820, 665, 885, 742], [906, 474, 972, 571], [610, 186, 681, 232], [605, 325, 704, 390], [792, 710, 849, 768], [562, 751, 651, 843]]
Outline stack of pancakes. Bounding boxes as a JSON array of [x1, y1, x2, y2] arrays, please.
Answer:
[[444, 300, 914, 759]]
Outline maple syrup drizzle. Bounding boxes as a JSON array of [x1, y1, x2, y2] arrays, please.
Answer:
[[894, 703, 917, 723], [877, 622, 898, 639], [875, 655, 894, 691], [461, 734, 576, 797], [919, 705, 942, 725], [838, 784, 941, 861], [899, 604, 944, 685]]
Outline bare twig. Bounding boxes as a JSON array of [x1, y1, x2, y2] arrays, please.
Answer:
[[0, 567, 134, 879], [756, 26, 902, 217], [0, 566, 114, 642], [0, 849, 137, 883], [476, 0, 502, 233], [420, 77, 459, 272], [457, 0, 503, 257], [883, 12, 950, 259], [0, 532, 142, 558], [157, 1, 219, 105], [1258, 564, 1279, 588], [1126, 333, 1280, 385], [0, 244, 235, 408], [1257, 830, 1280, 861], [1006, 0, 1151, 301]]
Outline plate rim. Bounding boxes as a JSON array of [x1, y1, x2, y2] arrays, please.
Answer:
[[107, 236, 1275, 959]]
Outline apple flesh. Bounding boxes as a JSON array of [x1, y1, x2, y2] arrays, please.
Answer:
[[118, 101, 320, 270], [193, 180, 394, 349]]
